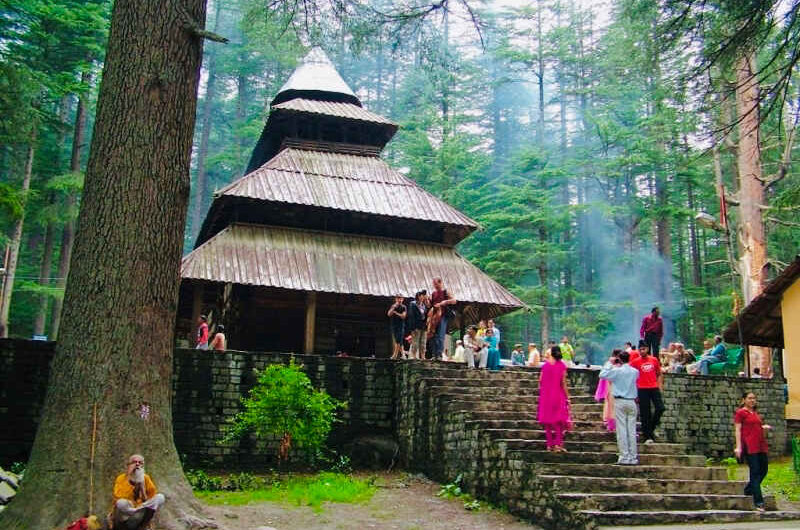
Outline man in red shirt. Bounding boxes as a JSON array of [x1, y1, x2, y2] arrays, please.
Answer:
[[639, 306, 663, 358], [630, 343, 665, 444]]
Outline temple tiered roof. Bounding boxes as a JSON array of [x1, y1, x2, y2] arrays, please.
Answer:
[[181, 47, 522, 346]]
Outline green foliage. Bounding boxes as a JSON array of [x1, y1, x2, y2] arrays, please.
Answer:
[[185, 469, 224, 491], [195, 472, 376, 511], [720, 457, 740, 481], [437, 474, 483, 511], [222, 362, 345, 463], [437, 474, 463, 498], [764, 458, 800, 502]]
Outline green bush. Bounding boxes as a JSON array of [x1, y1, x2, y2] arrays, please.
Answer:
[[222, 361, 346, 464], [185, 469, 223, 491], [226, 472, 261, 491]]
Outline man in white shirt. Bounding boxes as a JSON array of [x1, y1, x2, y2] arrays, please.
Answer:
[[599, 351, 640, 465]]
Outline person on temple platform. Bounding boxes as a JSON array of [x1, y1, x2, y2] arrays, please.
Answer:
[[639, 307, 663, 359]]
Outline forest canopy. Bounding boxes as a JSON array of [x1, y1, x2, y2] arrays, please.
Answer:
[[0, 0, 798, 362]]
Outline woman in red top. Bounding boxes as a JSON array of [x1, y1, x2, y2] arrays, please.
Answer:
[[734, 392, 772, 511]]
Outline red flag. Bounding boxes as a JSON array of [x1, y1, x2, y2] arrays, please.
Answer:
[[718, 183, 728, 229]]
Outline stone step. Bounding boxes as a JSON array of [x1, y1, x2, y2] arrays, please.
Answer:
[[508, 449, 706, 466], [421, 377, 539, 388], [414, 366, 541, 380], [582, 509, 800, 526], [538, 474, 743, 495], [494, 438, 686, 454], [430, 391, 597, 403], [464, 411, 609, 430], [533, 462, 727, 481], [443, 400, 602, 415], [427, 386, 542, 397], [559, 493, 774, 512], [467, 419, 617, 438]]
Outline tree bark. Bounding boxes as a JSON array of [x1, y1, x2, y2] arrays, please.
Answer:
[[0, 0, 209, 528], [536, 0, 545, 144], [49, 72, 91, 340], [735, 52, 770, 376], [190, 0, 221, 242], [0, 129, 36, 337], [735, 53, 767, 303], [33, 221, 55, 336]]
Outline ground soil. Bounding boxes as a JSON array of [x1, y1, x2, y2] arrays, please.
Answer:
[[200, 472, 540, 530]]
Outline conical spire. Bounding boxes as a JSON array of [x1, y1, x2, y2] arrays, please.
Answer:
[[271, 47, 360, 107]]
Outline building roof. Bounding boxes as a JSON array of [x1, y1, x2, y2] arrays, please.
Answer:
[[271, 47, 360, 107], [182, 223, 524, 313], [272, 99, 397, 127], [723, 255, 800, 348], [216, 146, 478, 229]]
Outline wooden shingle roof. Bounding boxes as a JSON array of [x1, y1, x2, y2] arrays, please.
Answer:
[[183, 223, 523, 313], [723, 256, 800, 347]]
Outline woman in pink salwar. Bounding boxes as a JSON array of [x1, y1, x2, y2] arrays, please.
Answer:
[[538, 346, 572, 452]]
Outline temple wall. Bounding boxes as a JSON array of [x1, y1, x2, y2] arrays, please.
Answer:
[[0, 340, 788, 467]]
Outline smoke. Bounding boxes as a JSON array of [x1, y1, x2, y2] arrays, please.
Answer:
[[584, 206, 685, 361]]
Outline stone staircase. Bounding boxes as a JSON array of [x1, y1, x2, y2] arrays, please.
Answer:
[[396, 362, 800, 529]]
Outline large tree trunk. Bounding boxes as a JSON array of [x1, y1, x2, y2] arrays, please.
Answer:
[[0, 130, 36, 337], [49, 73, 90, 341], [735, 53, 767, 303], [0, 1, 210, 528], [735, 53, 770, 376], [190, 0, 221, 242]]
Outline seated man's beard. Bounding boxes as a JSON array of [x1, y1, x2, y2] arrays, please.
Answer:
[[132, 467, 146, 501]]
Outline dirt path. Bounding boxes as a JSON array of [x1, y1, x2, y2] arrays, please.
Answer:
[[200, 472, 540, 530]]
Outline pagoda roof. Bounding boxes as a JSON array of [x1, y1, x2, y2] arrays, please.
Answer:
[[272, 98, 397, 127], [272, 47, 360, 107], [182, 223, 523, 317], [199, 145, 478, 245]]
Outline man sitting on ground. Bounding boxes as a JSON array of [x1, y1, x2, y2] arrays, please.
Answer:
[[111, 454, 165, 529]]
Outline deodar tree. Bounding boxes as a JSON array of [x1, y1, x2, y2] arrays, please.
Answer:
[[0, 0, 214, 527]]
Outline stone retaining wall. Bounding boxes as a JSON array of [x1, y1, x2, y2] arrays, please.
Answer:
[[172, 349, 395, 468], [0, 339, 55, 464], [0, 339, 788, 466]]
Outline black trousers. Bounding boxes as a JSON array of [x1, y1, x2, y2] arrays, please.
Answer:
[[744, 452, 768, 506], [644, 331, 661, 356], [637, 387, 665, 440]]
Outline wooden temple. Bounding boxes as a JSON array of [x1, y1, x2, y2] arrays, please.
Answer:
[[176, 48, 523, 356]]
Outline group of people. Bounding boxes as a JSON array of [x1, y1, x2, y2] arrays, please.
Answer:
[[661, 335, 728, 375], [194, 314, 226, 351], [594, 340, 772, 511], [453, 320, 502, 369], [386, 277, 458, 361]]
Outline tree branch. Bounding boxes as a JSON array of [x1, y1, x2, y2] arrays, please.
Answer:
[[766, 216, 800, 227], [177, 3, 229, 43], [762, 108, 799, 189]]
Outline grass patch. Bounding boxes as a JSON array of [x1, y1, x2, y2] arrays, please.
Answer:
[[195, 472, 376, 511], [764, 458, 800, 502]]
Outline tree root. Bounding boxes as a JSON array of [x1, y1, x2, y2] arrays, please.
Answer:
[[177, 513, 220, 529]]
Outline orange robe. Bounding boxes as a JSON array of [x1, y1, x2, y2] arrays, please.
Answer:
[[111, 473, 157, 512]]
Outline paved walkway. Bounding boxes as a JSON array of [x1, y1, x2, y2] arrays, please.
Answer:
[[601, 522, 800, 530]]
